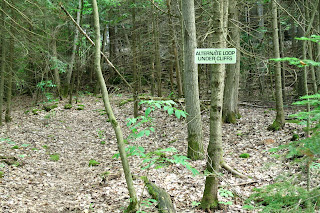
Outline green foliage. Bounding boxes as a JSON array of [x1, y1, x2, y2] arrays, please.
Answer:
[[239, 153, 250, 158], [64, 104, 72, 109], [76, 105, 84, 110], [32, 109, 40, 115], [137, 199, 157, 213], [0, 171, 4, 178], [50, 154, 60, 161], [88, 159, 100, 166], [113, 146, 199, 175], [139, 100, 187, 119], [218, 188, 234, 205], [244, 181, 320, 212], [49, 57, 68, 73], [11, 145, 19, 149]]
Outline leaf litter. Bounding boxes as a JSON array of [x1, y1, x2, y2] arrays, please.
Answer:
[[0, 94, 314, 212]]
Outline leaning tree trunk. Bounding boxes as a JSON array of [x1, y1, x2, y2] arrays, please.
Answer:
[[223, 0, 240, 123], [268, 0, 285, 131], [181, 0, 204, 160], [200, 0, 227, 210], [92, 0, 139, 211]]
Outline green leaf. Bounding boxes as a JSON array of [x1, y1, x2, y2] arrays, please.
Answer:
[[145, 107, 152, 117], [167, 107, 174, 115], [137, 130, 145, 138], [175, 110, 181, 119]]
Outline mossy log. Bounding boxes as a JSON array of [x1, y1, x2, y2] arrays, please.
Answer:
[[141, 176, 176, 213]]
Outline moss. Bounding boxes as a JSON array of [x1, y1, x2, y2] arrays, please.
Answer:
[[187, 134, 204, 160], [32, 109, 40, 115], [239, 153, 250, 158], [267, 120, 283, 131], [43, 104, 58, 112], [291, 134, 299, 141], [64, 104, 72, 109], [76, 105, 84, 110], [119, 98, 134, 107], [222, 111, 237, 124]]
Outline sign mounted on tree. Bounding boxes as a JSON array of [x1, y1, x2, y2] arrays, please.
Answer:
[[195, 48, 236, 64]]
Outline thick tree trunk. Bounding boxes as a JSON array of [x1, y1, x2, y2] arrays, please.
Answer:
[[92, 0, 139, 211], [200, 0, 227, 210], [223, 0, 240, 123], [268, 0, 285, 131], [181, 0, 204, 160]]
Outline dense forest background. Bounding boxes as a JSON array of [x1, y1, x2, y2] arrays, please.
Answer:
[[1, 0, 320, 212]]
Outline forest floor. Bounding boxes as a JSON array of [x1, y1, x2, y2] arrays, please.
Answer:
[[0, 93, 315, 213]]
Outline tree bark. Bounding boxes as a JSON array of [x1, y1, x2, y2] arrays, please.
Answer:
[[200, 0, 227, 210], [268, 0, 285, 131], [0, 1, 6, 125], [131, 0, 139, 118], [91, 0, 139, 211], [181, 0, 204, 160], [66, 0, 82, 94], [223, 0, 240, 123]]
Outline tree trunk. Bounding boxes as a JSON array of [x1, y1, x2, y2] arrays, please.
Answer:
[[0, 1, 6, 125], [5, 23, 13, 123], [131, 0, 139, 118], [268, 0, 285, 131], [167, 0, 183, 98], [223, 0, 240, 123], [200, 0, 227, 210], [181, 0, 204, 161], [66, 0, 82, 96], [154, 2, 162, 97], [52, 35, 62, 99], [91, 0, 139, 211]]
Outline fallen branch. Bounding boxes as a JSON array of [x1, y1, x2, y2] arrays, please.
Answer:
[[221, 162, 248, 179]]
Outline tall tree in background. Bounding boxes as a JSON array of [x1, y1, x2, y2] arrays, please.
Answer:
[[181, 0, 204, 160], [0, 0, 6, 125], [268, 0, 285, 131], [131, 0, 139, 118], [201, 0, 228, 210], [91, 0, 139, 211], [223, 0, 240, 123]]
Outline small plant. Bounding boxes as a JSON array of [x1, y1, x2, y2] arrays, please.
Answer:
[[11, 145, 19, 149], [43, 145, 49, 149], [88, 159, 100, 166], [0, 171, 4, 178], [50, 154, 60, 161], [32, 109, 40, 115], [76, 104, 84, 110], [137, 199, 157, 213], [64, 104, 72, 109], [191, 201, 201, 207], [100, 141, 106, 145], [218, 188, 234, 205], [239, 153, 250, 158], [290, 133, 299, 141]]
